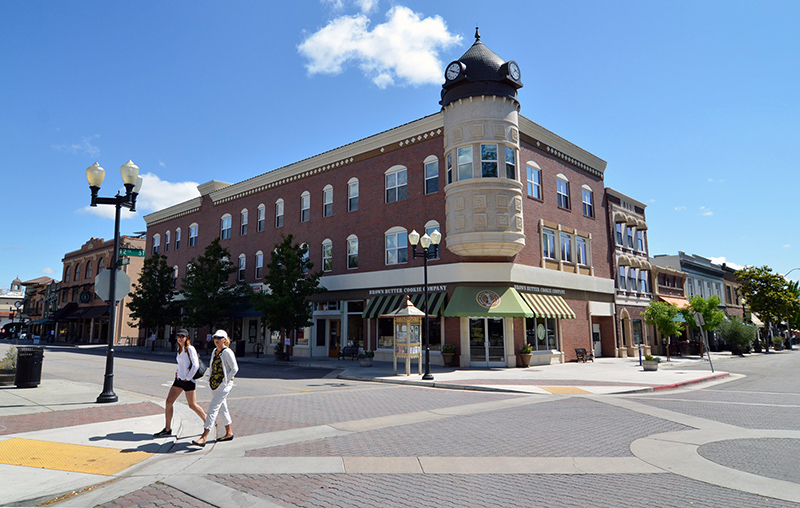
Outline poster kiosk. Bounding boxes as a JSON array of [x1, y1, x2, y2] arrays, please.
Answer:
[[381, 295, 424, 376]]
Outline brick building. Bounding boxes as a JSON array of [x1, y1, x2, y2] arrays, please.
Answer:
[[144, 32, 632, 367]]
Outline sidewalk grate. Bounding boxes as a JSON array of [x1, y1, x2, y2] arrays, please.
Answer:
[[0, 438, 152, 475]]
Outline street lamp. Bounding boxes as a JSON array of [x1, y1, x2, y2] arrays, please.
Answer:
[[408, 227, 441, 381], [86, 160, 143, 404]]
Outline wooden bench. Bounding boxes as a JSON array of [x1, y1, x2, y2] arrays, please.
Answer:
[[575, 348, 594, 363], [339, 346, 359, 361]]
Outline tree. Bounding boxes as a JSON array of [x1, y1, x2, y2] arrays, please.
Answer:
[[643, 301, 684, 359], [736, 266, 796, 352], [127, 253, 180, 336], [681, 295, 725, 333], [181, 237, 253, 335], [252, 234, 325, 355], [717, 316, 756, 355]]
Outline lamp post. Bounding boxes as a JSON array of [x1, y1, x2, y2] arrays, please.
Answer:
[[408, 227, 441, 381], [86, 160, 143, 404]]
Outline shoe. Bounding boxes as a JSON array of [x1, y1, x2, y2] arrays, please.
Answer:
[[217, 435, 234, 442], [153, 428, 172, 438], [191, 439, 206, 447]]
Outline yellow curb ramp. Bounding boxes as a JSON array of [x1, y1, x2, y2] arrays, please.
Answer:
[[540, 386, 591, 394], [0, 438, 152, 476]]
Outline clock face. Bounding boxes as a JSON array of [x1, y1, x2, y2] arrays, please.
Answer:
[[508, 61, 520, 80], [446, 62, 461, 81]]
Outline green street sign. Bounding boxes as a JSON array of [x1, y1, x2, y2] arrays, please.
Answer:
[[119, 248, 146, 257], [118, 257, 130, 266]]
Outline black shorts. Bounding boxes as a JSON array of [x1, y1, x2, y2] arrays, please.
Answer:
[[172, 378, 196, 391]]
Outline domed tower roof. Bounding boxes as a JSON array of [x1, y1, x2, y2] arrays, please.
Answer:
[[440, 28, 523, 107]]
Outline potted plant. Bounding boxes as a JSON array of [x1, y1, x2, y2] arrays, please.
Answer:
[[273, 341, 284, 358], [359, 350, 374, 367], [519, 343, 533, 368], [643, 354, 661, 371], [441, 343, 456, 366], [0, 346, 17, 386], [772, 336, 784, 351]]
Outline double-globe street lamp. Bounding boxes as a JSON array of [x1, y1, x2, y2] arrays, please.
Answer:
[[408, 228, 441, 381], [86, 160, 143, 403]]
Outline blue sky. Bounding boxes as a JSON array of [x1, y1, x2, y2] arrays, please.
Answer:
[[2, 0, 799, 291]]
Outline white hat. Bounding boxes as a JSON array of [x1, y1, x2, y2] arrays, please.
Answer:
[[212, 329, 229, 339]]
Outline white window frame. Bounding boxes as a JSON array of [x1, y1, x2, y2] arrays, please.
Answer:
[[322, 239, 332, 272], [626, 226, 635, 249], [175, 228, 181, 250], [636, 230, 644, 251], [322, 185, 333, 217], [446, 152, 453, 184], [300, 191, 310, 222], [255, 251, 264, 279], [687, 277, 694, 297], [152, 234, 160, 254], [347, 234, 358, 269], [189, 223, 198, 247], [526, 162, 542, 199], [542, 228, 556, 260], [165, 231, 170, 252], [220, 214, 232, 240], [628, 267, 638, 292], [424, 156, 439, 194], [348, 178, 359, 212], [275, 199, 284, 228], [257, 205, 265, 232], [576, 237, 588, 266], [385, 166, 407, 204], [560, 232, 573, 263], [238, 254, 246, 281], [481, 143, 498, 178], [240, 209, 248, 236], [385, 227, 408, 265], [619, 266, 627, 290], [581, 185, 594, 218], [172, 265, 179, 288], [505, 146, 516, 180], [556, 175, 570, 209], [457, 146, 473, 180]]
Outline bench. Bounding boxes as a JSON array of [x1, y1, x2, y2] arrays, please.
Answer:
[[575, 348, 594, 363], [339, 346, 359, 361]]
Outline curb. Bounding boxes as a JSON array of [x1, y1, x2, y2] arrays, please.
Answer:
[[652, 372, 730, 391]]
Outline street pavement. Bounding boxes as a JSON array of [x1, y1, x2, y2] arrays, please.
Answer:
[[2, 342, 800, 507]]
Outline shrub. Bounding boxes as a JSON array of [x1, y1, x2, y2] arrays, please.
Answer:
[[1, 346, 17, 370], [644, 354, 661, 363], [441, 343, 456, 354], [718, 318, 756, 355]]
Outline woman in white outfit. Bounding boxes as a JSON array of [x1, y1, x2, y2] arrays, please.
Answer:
[[192, 329, 238, 446], [154, 329, 206, 437]]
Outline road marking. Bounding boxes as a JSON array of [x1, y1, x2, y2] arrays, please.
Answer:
[[275, 386, 311, 392], [0, 438, 152, 476], [541, 386, 590, 394]]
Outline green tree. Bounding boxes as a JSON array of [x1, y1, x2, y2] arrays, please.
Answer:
[[736, 266, 796, 352], [787, 280, 800, 345], [127, 253, 180, 336], [181, 237, 253, 335], [680, 295, 726, 334], [717, 316, 756, 355], [252, 234, 325, 353], [643, 301, 685, 348]]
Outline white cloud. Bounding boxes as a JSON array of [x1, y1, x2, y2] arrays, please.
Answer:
[[298, 5, 462, 88], [41, 267, 54, 274], [323, 0, 378, 15], [52, 135, 100, 157], [709, 257, 745, 270], [77, 172, 200, 220], [783, 244, 791, 249], [674, 206, 686, 211], [700, 206, 713, 216]]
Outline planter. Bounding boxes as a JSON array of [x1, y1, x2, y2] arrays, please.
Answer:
[[0, 369, 15, 386], [441, 352, 455, 367], [519, 353, 533, 368], [642, 360, 659, 371], [359, 357, 373, 367]]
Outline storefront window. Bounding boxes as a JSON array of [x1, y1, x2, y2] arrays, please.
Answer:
[[378, 318, 394, 349], [422, 317, 441, 351], [632, 320, 643, 345], [525, 317, 558, 351]]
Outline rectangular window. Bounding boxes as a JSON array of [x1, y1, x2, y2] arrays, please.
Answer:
[[526, 317, 558, 351], [322, 243, 332, 272], [687, 277, 694, 296], [542, 228, 556, 260], [629, 268, 638, 291], [481, 144, 498, 177], [640, 270, 649, 293], [385, 169, 407, 203], [152, 236, 160, 254], [557, 179, 570, 209], [255, 253, 263, 279], [348, 181, 359, 212], [560, 233, 573, 263], [636, 230, 644, 251], [626, 227, 634, 248], [189, 225, 198, 247], [240, 211, 248, 236], [619, 266, 627, 290], [220, 217, 231, 240], [615, 223, 623, 245], [726, 285, 733, 304], [446, 153, 453, 185], [576, 237, 588, 265], [257, 207, 265, 232], [458, 146, 473, 180], [301, 194, 310, 222], [526, 165, 541, 199], [323, 188, 333, 217], [275, 201, 284, 228], [347, 238, 358, 269], [505, 147, 516, 179], [424, 160, 439, 194], [426, 225, 441, 260], [238, 257, 245, 281], [582, 189, 594, 217], [385, 231, 408, 265], [165, 232, 170, 252], [175, 230, 181, 250]]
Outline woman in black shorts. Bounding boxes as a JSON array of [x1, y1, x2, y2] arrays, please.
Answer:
[[154, 329, 207, 437]]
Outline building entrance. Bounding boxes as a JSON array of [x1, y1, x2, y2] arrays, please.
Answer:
[[469, 317, 505, 367]]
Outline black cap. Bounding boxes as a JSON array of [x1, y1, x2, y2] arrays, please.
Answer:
[[176, 329, 189, 336]]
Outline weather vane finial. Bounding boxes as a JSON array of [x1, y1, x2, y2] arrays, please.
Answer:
[[475, 26, 480, 41]]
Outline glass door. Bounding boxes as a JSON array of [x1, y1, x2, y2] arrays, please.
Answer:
[[487, 318, 505, 363], [469, 318, 486, 363], [469, 317, 506, 367]]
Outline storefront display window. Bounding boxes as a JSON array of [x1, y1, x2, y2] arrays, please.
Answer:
[[525, 317, 558, 351]]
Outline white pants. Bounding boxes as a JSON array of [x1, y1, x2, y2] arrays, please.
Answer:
[[204, 381, 233, 430]]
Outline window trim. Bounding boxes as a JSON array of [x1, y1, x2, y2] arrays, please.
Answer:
[[257, 205, 265, 232], [322, 185, 333, 217], [322, 239, 333, 272], [384, 226, 408, 265], [300, 191, 310, 222], [480, 143, 498, 178], [237, 254, 246, 282], [542, 228, 556, 260], [275, 199, 284, 228], [240, 209, 248, 236], [424, 155, 439, 195], [347, 234, 358, 269], [152, 234, 161, 254], [526, 162, 542, 200], [175, 228, 181, 250], [581, 185, 594, 218], [457, 146, 473, 180], [505, 146, 516, 180], [348, 178, 359, 212], [189, 223, 198, 247], [220, 214, 232, 240], [255, 251, 264, 279], [556, 174, 570, 210], [385, 165, 408, 204]]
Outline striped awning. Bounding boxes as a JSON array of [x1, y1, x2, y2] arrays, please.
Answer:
[[520, 293, 576, 319], [363, 292, 446, 319]]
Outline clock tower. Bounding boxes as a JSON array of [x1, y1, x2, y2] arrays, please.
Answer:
[[440, 29, 525, 258]]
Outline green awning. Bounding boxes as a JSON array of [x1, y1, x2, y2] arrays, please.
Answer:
[[520, 292, 576, 319], [443, 286, 533, 318], [363, 292, 446, 319]]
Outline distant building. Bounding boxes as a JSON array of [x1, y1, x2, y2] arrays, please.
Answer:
[[0, 278, 25, 337], [20, 276, 55, 339]]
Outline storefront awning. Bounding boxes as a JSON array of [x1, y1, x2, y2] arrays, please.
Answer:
[[53, 302, 78, 321], [750, 314, 764, 327], [28, 318, 53, 325], [81, 306, 109, 319], [659, 295, 690, 309], [363, 292, 446, 319], [444, 287, 532, 318], [520, 292, 576, 319]]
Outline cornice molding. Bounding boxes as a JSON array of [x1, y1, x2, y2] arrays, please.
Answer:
[[519, 115, 606, 178]]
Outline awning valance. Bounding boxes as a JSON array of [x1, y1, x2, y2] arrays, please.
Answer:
[[520, 292, 576, 319], [28, 318, 53, 325], [750, 314, 764, 327], [444, 287, 532, 318], [617, 254, 632, 266], [53, 302, 78, 321], [635, 218, 648, 230], [658, 295, 690, 309], [363, 291, 446, 319], [81, 306, 109, 319]]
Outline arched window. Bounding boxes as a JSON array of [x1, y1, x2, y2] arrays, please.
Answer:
[[175, 228, 182, 250], [347, 234, 358, 269], [322, 185, 333, 217], [237, 254, 246, 281], [189, 223, 199, 247], [581, 184, 594, 218], [423, 155, 439, 194], [172, 265, 179, 288], [526, 161, 542, 199], [220, 214, 232, 240], [385, 165, 407, 203], [165, 230, 171, 252], [348, 178, 359, 212], [424, 220, 441, 259], [255, 250, 264, 279], [322, 239, 333, 272], [85, 261, 92, 279], [384, 226, 408, 265], [556, 174, 570, 209], [74, 263, 81, 281], [152, 234, 161, 254], [97, 257, 105, 275], [64, 265, 71, 282], [275, 199, 284, 228], [300, 191, 310, 222], [257, 204, 266, 232], [240, 209, 248, 236]]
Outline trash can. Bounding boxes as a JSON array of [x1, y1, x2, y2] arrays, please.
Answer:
[[15, 346, 44, 388], [235, 339, 245, 358]]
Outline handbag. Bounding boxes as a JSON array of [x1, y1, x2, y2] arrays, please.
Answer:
[[191, 350, 207, 379]]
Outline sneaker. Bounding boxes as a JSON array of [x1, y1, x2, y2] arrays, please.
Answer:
[[153, 428, 172, 437]]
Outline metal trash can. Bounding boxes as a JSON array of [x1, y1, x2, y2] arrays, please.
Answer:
[[235, 339, 245, 358], [15, 346, 44, 388]]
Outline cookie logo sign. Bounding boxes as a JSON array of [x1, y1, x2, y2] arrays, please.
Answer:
[[476, 290, 501, 309]]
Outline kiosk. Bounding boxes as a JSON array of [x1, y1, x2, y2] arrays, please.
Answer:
[[381, 296, 424, 376]]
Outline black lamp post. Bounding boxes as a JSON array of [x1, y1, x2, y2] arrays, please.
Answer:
[[408, 228, 441, 381], [86, 160, 143, 404]]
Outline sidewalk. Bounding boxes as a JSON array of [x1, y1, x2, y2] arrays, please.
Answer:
[[0, 341, 734, 506]]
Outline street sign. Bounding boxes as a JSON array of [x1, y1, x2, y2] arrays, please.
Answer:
[[94, 269, 131, 302], [118, 257, 130, 266], [119, 248, 146, 257]]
